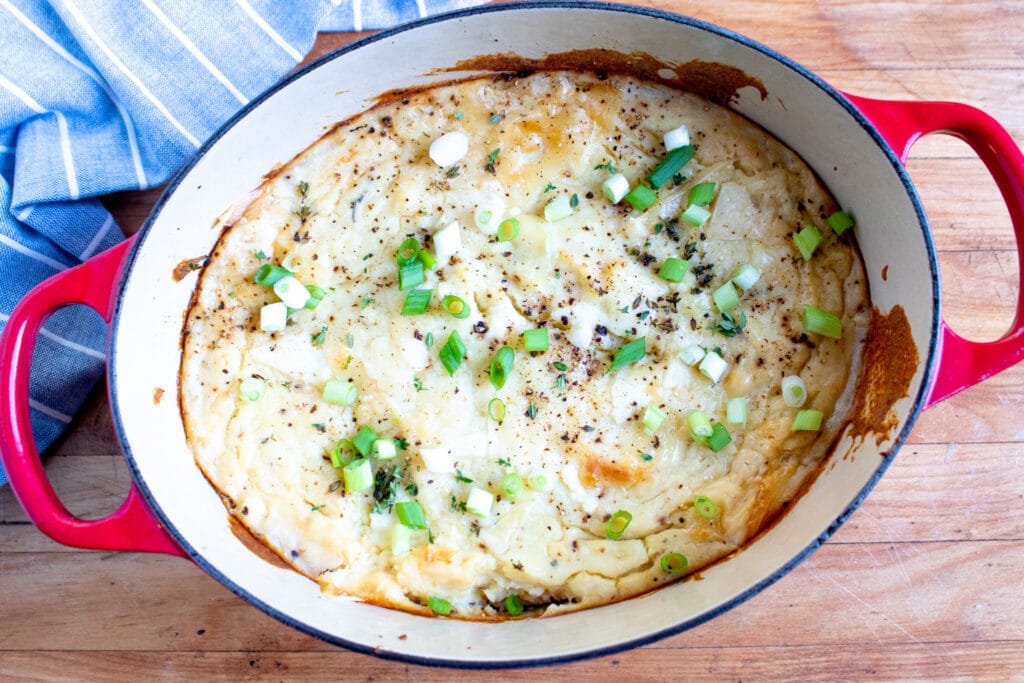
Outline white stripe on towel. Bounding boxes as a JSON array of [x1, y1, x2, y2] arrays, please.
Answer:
[[234, 0, 302, 60], [0, 234, 69, 271]]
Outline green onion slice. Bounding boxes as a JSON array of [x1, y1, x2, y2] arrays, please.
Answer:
[[502, 472, 524, 499], [343, 458, 372, 493], [398, 260, 424, 291], [731, 264, 761, 291], [793, 225, 823, 260], [606, 510, 633, 539], [658, 257, 690, 283], [707, 423, 732, 452], [428, 596, 451, 615], [528, 473, 548, 491], [624, 184, 658, 211], [396, 237, 420, 265], [802, 304, 842, 338], [828, 210, 855, 235], [726, 396, 748, 426], [694, 495, 719, 519], [504, 594, 524, 616], [329, 439, 355, 468], [496, 218, 520, 242], [442, 294, 471, 319], [439, 330, 467, 376], [304, 284, 326, 310], [396, 501, 428, 529], [680, 203, 711, 227], [642, 405, 667, 436], [712, 281, 740, 313], [523, 327, 549, 352], [488, 397, 506, 424], [352, 425, 378, 457], [489, 345, 515, 390], [791, 409, 824, 431], [607, 337, 646, 373], [679, 344, 706, 366], [372, 438, 397, 460], [253, 263, 290, 286], [687, 410, 713, 443], [391, 523, 411, 556], [648, 145, 694, 189], [688, 181, 716, 207], [418, 249, 439, 271], [660, 552, 688, 574], [323, 379, 357, 406], [544, 195, 573, 222], [239, 377, 266, 402], [401, 288, 433, 316], [781, 375, 807, 407]]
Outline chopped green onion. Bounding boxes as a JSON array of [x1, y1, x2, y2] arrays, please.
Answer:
[[687, 410, 713, 443], [442, 294, 471, 319], [396, 501, 428, 529], [707, 423, 732, 452], [466, 487, 494, 516], [502, 472, 524, 499], [329, 439, 355, 468], [791, 409, 824, 431], [428, 596, 451, 615], [352, 425, 378, 457], [396, 237, 420, 265], [372, 438, 397, 460], [544, 195, 574, 222], [273, 275, 311, 308], [418, 249, 439, 271], [505, 594, 524, 616], [323, 379, 357, 406], [474, 207, 496, 232], [496, 218, 520, 242], [343, 458, 372, 493], [828, 210, 855, 235], [260, 302, 287, 332], [680, 344, 706, 366], [781, 375, 807, 407], [253, 263, 290, 286], [793, 225, 823, 260], [688, 181, 716, 207], [528, 473, 548, 491], [489, 345, 515, 390], [281, 252, 304, 272], [602, 173, 630, 204], [401, 288, 433, 316], [660, 552, 688, 573], [648, 145, 694, 189], [663, 124, 690, 151], [304, 284, 326, 309], [398, 260, 424, 291], [605, 510, 633, 539], [731, 264, 761, 291], [607, 337, 646, 373], [698, 350, 728, 383], [727, 396, 748, 425], [712, 281, 740, 313], [802, 304, 842, 338], [523, 327, 549, 352], [488, 397, 506, 424], [391, 523, 411, 556], [623, 184, 657, 211], [239, 377, 266, 402], [439, 330, 467, 376], [642, 405, 667, 436], [694, 495, 719, 519], [680, 203, 711, 227], [658, 257, 690, 282]]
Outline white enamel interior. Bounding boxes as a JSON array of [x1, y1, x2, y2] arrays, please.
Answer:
[[110, 4, 936, 666]]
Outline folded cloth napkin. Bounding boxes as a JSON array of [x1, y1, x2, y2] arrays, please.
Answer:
[[0, 0, 482, 487]]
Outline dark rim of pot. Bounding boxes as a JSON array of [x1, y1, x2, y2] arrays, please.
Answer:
[[109, 0, 940, 670]]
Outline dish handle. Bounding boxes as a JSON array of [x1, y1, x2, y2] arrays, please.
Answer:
[[0, 237, 185, 556], [845, 93, 1024, 408]]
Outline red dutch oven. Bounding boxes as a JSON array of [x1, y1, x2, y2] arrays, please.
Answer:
[[2, 2, 1023, 668]]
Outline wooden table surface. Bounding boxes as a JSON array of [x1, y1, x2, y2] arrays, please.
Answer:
[[3, 1, 1023, 679]]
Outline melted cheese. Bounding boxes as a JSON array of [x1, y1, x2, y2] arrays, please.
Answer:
[[180, 72, 869, 618]]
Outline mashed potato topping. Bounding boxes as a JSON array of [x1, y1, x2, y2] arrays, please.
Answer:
[[180, 71, 869, 618]]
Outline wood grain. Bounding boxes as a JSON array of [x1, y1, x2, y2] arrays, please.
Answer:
[[3, 1, 1024, 679]]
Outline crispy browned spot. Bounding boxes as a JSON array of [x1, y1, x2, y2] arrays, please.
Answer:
[[847, 305, 918, 447], [578, 453, 640, 489], [172, 256, 207, 282], [228, 515, 291, 570], [152, 387, 164, 405]]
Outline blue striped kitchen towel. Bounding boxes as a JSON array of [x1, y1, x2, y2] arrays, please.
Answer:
[[0, 0, 483, 487]]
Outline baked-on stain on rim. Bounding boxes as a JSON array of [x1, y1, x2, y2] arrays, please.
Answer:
[[107, 1, 940, 669]]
